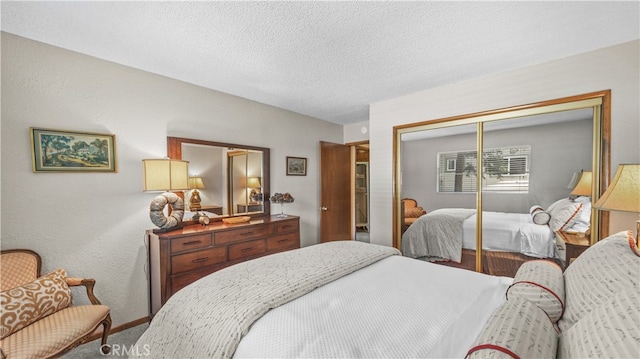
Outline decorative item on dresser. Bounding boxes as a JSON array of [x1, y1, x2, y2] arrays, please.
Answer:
[[147, 215, 300, 315], [142, 158, 190, 232], [270, 192, 295, 218]]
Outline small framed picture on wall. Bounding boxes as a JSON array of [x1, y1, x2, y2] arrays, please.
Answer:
[[286, 156, 307, 176]]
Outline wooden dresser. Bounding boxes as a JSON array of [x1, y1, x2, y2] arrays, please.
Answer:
[[148, 215, 300, 315]]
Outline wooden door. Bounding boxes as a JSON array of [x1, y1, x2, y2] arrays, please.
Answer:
[[319, 141, 352, 242]]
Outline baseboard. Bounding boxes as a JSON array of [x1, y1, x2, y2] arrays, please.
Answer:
[[87, 316, 151, 342]]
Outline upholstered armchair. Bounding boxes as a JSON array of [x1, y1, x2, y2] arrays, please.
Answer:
[[0, 249, 111, 358], [401, 198, 427, 232]]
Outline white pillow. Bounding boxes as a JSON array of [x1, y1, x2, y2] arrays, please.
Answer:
[[529, 205, 551, 225], [507, 260, 565, 322], [558, 288, 639, 359], [567, 196, 591, 232], [467, 296, 558, 359], [546, 197, 569, 214], [547, 198, 583, 232]]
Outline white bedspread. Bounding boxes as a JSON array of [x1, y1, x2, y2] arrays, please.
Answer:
[[235, 255, 512, 358], [132, 241, 399, 359], [462, 212, 555, 258]]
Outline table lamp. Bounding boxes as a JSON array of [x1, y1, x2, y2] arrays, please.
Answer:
[[593, 164, 640, 244], [570, 171, 592, 197], [143, 159, 190, 232], [188, 176, 205, 210]]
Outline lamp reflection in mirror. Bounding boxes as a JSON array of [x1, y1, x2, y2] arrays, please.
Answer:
[[142, 159, 189, 232], [188, 176, 205, 210], [570, 171, 592, 197], [247, 177, 262, 203], [593, 164, 640, 244]]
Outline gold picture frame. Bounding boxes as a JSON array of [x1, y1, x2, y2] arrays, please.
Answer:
[[30, 127, 117, 172]]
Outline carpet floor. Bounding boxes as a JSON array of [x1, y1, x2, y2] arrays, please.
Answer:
[[61, 323, 149, 358]]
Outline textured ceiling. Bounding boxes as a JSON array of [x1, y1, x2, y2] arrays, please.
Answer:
[[2, 1, 638, 125]]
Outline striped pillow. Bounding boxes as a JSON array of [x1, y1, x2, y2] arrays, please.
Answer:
[[559, 231, 639, 332], [0, 268, 72, 339], [558, 288, 639, 358], [548, 199, 583, 232], [467, 296, 558, 359], [507, 260, 565, 322]]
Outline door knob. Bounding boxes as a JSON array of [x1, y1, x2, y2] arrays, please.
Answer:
[[320, 206, 328, 211]]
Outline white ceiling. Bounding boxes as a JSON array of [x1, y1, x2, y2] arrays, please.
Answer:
[[2, 1, 638, 125]]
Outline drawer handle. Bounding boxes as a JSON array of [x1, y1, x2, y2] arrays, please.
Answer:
[[192, 257, 209, 263], [183, 240, 202, 246], [240, 231, 254, 236], [277, 239, 290, 243], [281, 225, 292, 229], [241, 247, 254, 252]]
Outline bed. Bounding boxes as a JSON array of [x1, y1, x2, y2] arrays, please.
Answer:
[[133, 241, 511, 358], [401, 208, 556, 262], [133, 232, 639, 358]]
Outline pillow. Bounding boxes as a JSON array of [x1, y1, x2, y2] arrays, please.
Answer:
[[567, 196, 591, 232], [529, 205, 551, 225], [557, 288, 639, 359], [547, 198, 582, 232], [0, 268, 72, 339], [506, 260, 565, 322], [559, 231, 639, 332], [546, 197, 568, 214], [466, 296, 558, 359], [405, 206, 427, 218]]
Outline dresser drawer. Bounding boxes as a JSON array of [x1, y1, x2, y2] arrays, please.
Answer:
[[267, 233, 299, 251], [171, 264, 226, 295], [275, 220, 299, 233], [171, 247, 227, 275], [228, 239, 266, 260], [214, 225, 273, 245], [170, 233, 212, 253]]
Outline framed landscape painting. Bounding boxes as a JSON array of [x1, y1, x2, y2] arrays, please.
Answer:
[[30, 128, 117, 172], [286, 156, 307, 176]]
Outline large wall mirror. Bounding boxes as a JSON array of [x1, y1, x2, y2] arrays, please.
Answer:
[[394, 91, 610, 273], [167, 137, 270, 223]]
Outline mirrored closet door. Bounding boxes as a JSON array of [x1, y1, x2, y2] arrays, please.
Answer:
[[394, 91, 610, 274]]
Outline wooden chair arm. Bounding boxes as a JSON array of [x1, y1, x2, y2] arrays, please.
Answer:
[[66, 277, 102, 305]]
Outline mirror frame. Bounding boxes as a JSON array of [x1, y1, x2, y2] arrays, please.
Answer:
[[393, 90, 611, 252], [167, 136, 271, 223]]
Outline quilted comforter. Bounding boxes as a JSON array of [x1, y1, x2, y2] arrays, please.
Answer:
[[402, 208, 475, 262], [132, 241, 400, 358]]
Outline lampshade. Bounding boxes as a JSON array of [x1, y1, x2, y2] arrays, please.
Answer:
[[188, 176, 205, 190], [247, 177, 261, 189], [142, 159, 190, 192], [594, 164, 640, 212], [570, 171, 592, 196], [566, 172, 580, 189]]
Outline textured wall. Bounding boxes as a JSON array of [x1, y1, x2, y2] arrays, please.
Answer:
[[370, 40, 640, 247], [0, 32, 342, 327]]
